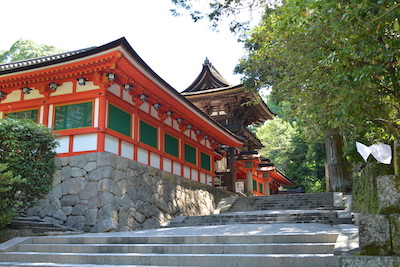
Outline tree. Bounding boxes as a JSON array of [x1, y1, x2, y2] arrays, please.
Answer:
[[256, 116, 326, 192], [0, 39, 64, 63], [0, 118, 58, 207], [234, 0, 400, 192], [172, 1, 400, 192], [0, 164, 25, 228]]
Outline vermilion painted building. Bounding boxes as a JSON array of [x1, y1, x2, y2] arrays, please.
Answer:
[[0, 38, 242, 186], [183, 59, 294, 194]]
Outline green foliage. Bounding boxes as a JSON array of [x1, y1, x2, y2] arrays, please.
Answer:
[[170, 0, 270, 33], [256, 117, 326, 192], [0, 118, 58, 207], [0, 164, 25, 228], [0, 39, 64, 63], [236, 0, 400, 148]]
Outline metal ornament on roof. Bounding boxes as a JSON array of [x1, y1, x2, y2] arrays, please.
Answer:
[[0, 91, 7, 99], [124, 84, 133, 92], [21, 87, 32, 95], [106, 73, 116, 81], [49, 82, 58, 91], [77, 77, 87, 86]]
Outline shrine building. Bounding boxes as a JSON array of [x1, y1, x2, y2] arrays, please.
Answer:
[[0, 38, 242, 187], [182, 59, 294, 195]]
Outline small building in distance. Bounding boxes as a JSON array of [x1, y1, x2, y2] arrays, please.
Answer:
[[182, 58, 294, 195]]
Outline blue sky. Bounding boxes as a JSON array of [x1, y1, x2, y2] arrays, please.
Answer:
[[1, 0, 246, 91]]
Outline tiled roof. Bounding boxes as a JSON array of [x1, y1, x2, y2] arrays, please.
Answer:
[[0, 47, 95, 72]]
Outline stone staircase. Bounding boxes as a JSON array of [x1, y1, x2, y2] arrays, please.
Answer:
[[0, 193, 355, 266], [0, 223, 340, 267], [167, 192, 353, 227], [227, 192, 343, 211], [8, 217, 82, 234]]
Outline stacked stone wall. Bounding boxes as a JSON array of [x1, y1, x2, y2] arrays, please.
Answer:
[[23, 152, 233, 232]]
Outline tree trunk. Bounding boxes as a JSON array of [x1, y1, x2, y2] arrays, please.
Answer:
[[325, 129, 352, 193]]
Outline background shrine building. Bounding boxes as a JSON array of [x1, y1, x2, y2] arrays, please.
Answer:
[[182, 58, 293, 195]]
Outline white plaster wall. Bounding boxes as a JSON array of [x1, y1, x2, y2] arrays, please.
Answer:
[[105, 135, 119, 154], [76, 81, 99, 92], [191, 131, 197, 140], [73, 133, 98, 152], [191, 169, 198, 181], [150, 153, 160, 169], [107, 84, 121, 97], [200, 173, 206, 184], [48, 104, 54, 128], [184, 129, 190, 137], [122, 90, 135, 105], [1, 90, 21, 103], [150, 106, 160, 119], [55, 136, 70, 154], [39, 106, 44, 124], [23, 89, 44, 100], [164, 117, 172, 127], [173, 162, 181, 176], [121, 141, 134, 160], [94, 98, 99, 128], [206, 140, 211, 149], [139, 102, 149, 113], [163, 158, 172, 173], [184, 166, 191, 179], [173, 119, 180, 131], [137, 147, 148, 165], [50, 82, 73, 96]]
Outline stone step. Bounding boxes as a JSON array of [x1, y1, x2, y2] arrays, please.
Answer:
[[8, 218, 81, 233], [23, 233, 339, 245], [226, 193, 346, 213], [168, 211, 352, 228], [0, 252, 339, 267], [16, 242, 336, 254]]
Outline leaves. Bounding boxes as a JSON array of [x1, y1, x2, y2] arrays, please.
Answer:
[[256, 116, 326, 192], [0, 118, 58, 207], [236, 0, 400, 152], [0, 39, 64, 63]]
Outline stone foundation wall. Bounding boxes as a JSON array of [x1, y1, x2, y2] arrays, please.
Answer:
[[23, 152, 233, 232], [358, 175, 400, 255]]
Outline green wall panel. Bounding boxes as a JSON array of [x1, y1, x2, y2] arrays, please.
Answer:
[[109, 105, 131, 136], [165, 133, 179, 158], [184, 143, 196, 165], [140, 120, 158, 148], [201, 152, 211, 171]]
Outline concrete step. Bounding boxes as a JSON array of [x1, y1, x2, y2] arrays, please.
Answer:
[[0, 223, 341, 266], [20, 233, 339, 244], [168, 210, 352, 227], [226, 193, 346, 213], [8, 217, 81, 233], [16, 242, 336, 254], [0, 252, 339, 267]]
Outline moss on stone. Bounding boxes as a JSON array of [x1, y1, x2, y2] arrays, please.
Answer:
[[361, 244, 392, 256], [353, 162, 393, 214]]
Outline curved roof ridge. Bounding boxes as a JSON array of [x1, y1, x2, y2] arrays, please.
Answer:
[[182, 58, 232, 93]]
